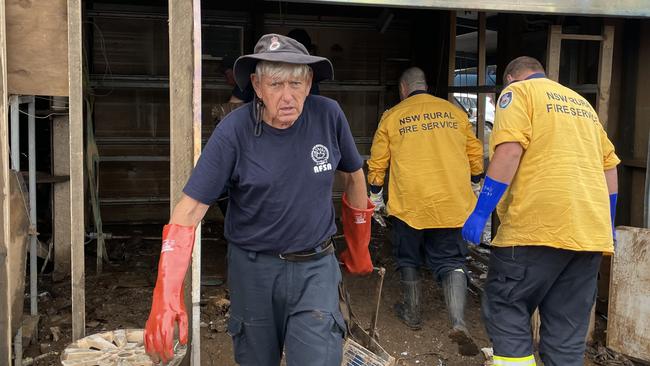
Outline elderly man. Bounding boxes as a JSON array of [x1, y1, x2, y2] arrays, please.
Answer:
[[367, 67, 483, 356], [143, 34, 373, 366], [463, 56, 619, 366]]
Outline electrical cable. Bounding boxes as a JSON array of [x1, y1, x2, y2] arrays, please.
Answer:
[[18, 109, 69, 119]]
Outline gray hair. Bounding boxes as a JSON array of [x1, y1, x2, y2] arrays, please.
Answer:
[[503, 56, 545, 82], [399, 67, 427, 94], [255, 61, 312, 81]]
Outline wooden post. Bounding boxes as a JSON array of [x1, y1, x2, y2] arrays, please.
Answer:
[[643, 137, 650, 229], [169, 0, 202, 364], [0, 0, 12, 361], [68, 0, 85, 341], [546, 25, 562, 82], [52, 97, 71, 282], [592, 24, 615, 342], [596, 25, 615, 129], [477, 12, 486, 144], [447, 11, 456, 102]]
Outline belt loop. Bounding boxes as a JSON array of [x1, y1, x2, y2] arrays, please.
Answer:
[[248, 251, 257, 261]]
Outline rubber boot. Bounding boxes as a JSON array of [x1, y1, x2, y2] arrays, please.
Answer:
[[394, 267, 422, 330], [443, 269, 479, 356]]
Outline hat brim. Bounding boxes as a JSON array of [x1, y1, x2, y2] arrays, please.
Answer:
[[234, 52, 333, 90]]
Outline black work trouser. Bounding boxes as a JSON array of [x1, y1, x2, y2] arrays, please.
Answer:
[[391, 217, 468, 281], [481, 245, 602, 366]]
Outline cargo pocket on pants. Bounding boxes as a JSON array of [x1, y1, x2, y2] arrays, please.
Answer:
[[227, 316, 248, 364], [324, 312, 346, 366], [486, 252, 526, 301]]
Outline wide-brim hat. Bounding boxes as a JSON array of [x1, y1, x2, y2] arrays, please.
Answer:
[[234, 33, 333, 90]]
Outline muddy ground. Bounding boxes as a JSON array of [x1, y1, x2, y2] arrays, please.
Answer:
[[22, 222, 635, 365]]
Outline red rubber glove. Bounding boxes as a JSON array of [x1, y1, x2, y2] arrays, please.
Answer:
[[144, 224, 195, 363], [340, 193, 375, 275]]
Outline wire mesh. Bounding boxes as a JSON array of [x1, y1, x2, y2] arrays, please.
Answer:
[[341, 338, 394, 366]]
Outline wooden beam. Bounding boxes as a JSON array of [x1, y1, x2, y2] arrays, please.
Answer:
[[52, 98, 71, 282], [559, 34, 604, 42], [169, 0, 202, 364], [477, 12, 486, 144], [596, 25, 615, 129], [6, 0, 68, 96], [68, 0, 85, 341], [447, 11, 456, 102], [645, 136, 650, 229], [0, 0, 12, 361], [546, 25, 562, 82], [608, 227, 650, 361]]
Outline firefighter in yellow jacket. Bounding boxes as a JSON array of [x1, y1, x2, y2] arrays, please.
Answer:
[[368, 67, 483, 356], [462, 56, 619, 366]]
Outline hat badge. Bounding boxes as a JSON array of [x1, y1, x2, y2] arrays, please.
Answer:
[[269, 36, 281, 51]]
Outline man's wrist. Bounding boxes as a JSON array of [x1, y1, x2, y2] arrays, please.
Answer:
[[473, 176, 508, 218]]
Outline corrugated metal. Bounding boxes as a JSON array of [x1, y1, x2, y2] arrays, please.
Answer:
[[279, 0, 650, 17]]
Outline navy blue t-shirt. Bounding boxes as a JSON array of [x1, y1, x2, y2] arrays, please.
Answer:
[[183, 95, 363, 254]]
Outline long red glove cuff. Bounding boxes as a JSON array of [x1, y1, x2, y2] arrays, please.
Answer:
[[340, 193, 375, 275], [145, 224, 195, 361], [155, 224, 196, 292]]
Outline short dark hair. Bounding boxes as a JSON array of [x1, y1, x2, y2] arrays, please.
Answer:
[[503, 56, 545, 82]]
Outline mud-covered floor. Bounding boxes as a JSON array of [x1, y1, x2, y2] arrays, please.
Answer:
[[22, 222, 635, 365]]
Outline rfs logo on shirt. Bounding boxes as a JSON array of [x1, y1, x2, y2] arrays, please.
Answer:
[[311, 144, 332, 173], [499, 91, 513, 108]]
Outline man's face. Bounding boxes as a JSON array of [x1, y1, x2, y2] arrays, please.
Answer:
[[251, 72, 312, 128]]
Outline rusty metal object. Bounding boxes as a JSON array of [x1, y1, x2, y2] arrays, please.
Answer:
[[341, 266, 396, 366], [368, 266, 385, 341]]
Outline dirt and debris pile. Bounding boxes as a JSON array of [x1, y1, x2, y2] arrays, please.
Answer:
[[586, 343, 635, 366]]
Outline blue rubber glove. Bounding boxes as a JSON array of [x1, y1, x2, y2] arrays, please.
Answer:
[[462, 176, 509, 245], [610, 193, 617, 245]]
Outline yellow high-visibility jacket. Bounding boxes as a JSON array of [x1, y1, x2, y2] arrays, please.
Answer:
[[490, 77, 620, 253], [367, 93, 484, 229]]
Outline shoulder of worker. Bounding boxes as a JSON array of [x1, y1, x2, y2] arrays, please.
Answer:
[[382, 93, 467, 120], [500, 77, 590, 109], [502, 76, 560, 97], [303, 94, 347, 123], [496, 80, 535, 110], [305, 93, 342, 110]]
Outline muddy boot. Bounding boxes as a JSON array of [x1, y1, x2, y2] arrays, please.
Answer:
[[394, 267, 422, 330], [443, 269, 479, 356]]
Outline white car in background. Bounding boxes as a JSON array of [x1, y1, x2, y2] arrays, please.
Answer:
[[452, 93, 495, 160]]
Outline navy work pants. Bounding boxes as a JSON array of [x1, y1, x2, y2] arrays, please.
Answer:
[[226, 244, 346, 366], [391, 217, 468, 281], [482, 245, 602, 366]]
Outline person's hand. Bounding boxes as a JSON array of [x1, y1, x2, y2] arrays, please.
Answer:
[[144, 224, 195, 364], [461, 176, 509, 245], [369, 189, 386, 216], [145, 287, 188, 364], [462, 211, 490, 245]]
